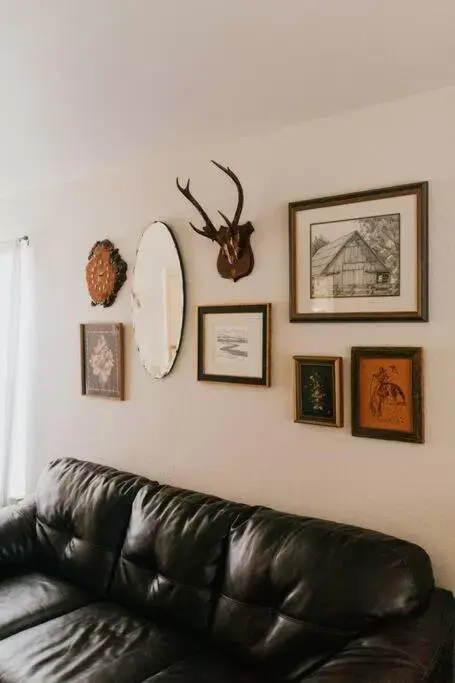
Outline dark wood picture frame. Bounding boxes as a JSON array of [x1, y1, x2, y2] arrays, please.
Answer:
[[197, 304, 271, 386], [293, 356, 343, 427], [289, 182, 429, 322], [80, 323, 125, 400], [351, 347, 423, 443]]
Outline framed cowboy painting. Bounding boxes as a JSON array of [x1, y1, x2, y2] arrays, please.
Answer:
[[351, 347, 424, 443]]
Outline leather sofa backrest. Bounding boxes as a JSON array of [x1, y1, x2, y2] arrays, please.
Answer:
[[211, 507, 435, 680], [35, 458, 152, 593], [109, 483, 251, 635], [34, 458, 435, 681]]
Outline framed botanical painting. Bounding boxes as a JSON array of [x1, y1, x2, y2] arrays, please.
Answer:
[[293, 356, 343, 427], [197, 304, 271, 386], [80, 323, 124, 400], [289, 182, 428, 322], [351, 347, 423, 443]]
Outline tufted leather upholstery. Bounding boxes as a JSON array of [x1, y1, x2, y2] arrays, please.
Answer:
[[35, 457, 152, 592], [212, 507, 436, 679], [0, 500, 36, 578], [0, 456, 450, 682], [110, 483, 250, 634]]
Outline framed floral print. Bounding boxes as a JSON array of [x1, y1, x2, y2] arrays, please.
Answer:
[[197, 304, 271, 386], [80, 323, 124, 400], [351, 347, 423, 443], [293, 356, 343, 427], [289, 182, 428, 322]]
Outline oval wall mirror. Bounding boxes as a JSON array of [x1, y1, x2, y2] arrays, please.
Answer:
[[132, 222, 185, 379]]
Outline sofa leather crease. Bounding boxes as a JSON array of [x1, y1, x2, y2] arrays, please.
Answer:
[[0, 457, 450, 682]]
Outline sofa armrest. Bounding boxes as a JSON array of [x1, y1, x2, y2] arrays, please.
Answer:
[[0, 499, 37, 578], [304, 589, 453, 683]]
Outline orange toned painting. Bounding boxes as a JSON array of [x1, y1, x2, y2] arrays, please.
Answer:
[[358, 357, 413, 432]]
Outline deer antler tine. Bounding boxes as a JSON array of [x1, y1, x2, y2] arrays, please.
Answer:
[[218, 210, 231, 225], [175, 177, 186, 192], [211, 160, 244, 226], [176, 174, 219, 241], [211, 159, 228, 172], [189, 222, 216, 239]]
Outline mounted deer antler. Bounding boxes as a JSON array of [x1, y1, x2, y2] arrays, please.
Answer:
[[176, 160, 254, 282]]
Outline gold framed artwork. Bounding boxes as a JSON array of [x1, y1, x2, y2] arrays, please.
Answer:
[[293, 356, 343, 427], [197, 304, 271, 386], [351, 347, 424, 443], [289, 182, 429, 322], [80, 323, 125, 400]]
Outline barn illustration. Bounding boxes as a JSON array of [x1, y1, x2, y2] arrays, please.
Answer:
[[311, 230, 391, 298]]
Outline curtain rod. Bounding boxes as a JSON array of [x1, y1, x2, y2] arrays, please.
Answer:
[[0, 235, 29, 245]]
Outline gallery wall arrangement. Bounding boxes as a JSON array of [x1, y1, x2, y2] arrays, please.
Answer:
[[78, 166, 429, 444]]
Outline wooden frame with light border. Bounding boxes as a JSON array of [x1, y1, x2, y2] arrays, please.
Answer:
[[289, 181, 429, 322], [197, 303, 271, 386]]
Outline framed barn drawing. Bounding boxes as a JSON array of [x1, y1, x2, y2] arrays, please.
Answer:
[[289, 182, 428, 322], [80, 323, 124, 400], [197, 304, 271, 386], [293, 356, 343, 427], [351, 347, 424, 443]]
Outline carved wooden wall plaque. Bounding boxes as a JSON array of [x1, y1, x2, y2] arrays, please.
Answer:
[[86, 240, 127, 307]]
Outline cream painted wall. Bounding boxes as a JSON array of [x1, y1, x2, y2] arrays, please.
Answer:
[[1, 87, 455, 588]]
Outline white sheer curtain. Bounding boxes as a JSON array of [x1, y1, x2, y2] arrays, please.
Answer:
[[0, 238, 30, 505]]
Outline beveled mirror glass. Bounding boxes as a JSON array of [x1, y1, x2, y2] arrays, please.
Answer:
[[132, 222, 185, 379]]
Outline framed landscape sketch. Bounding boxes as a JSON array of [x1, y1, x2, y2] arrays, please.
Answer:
[[197, 304, 271, 386], [80, 323, 124, 400], [289, 182, 428, 321], [293, 356, 343, 427], [351, 347, 423, 443]]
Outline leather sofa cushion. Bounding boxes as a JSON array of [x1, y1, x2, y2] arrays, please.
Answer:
[[212, 508, 434, 680], [0, 501, 37, 579], [110, 483, 250, 634], [301, 589, 454, 683], [35, 458, 154, 593], [142, 652, 268, 682], [0, 602, 199, 683], [0, 572, 91, 639]]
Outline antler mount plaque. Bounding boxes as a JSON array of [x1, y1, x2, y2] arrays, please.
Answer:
[[177, 160, 254, 282]]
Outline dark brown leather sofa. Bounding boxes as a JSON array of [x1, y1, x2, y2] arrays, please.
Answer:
[[0, 457, 451, 682]]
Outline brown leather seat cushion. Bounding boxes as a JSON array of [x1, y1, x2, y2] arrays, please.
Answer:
[[0, 602, 200, 683], [0, 572, 91, 640]]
